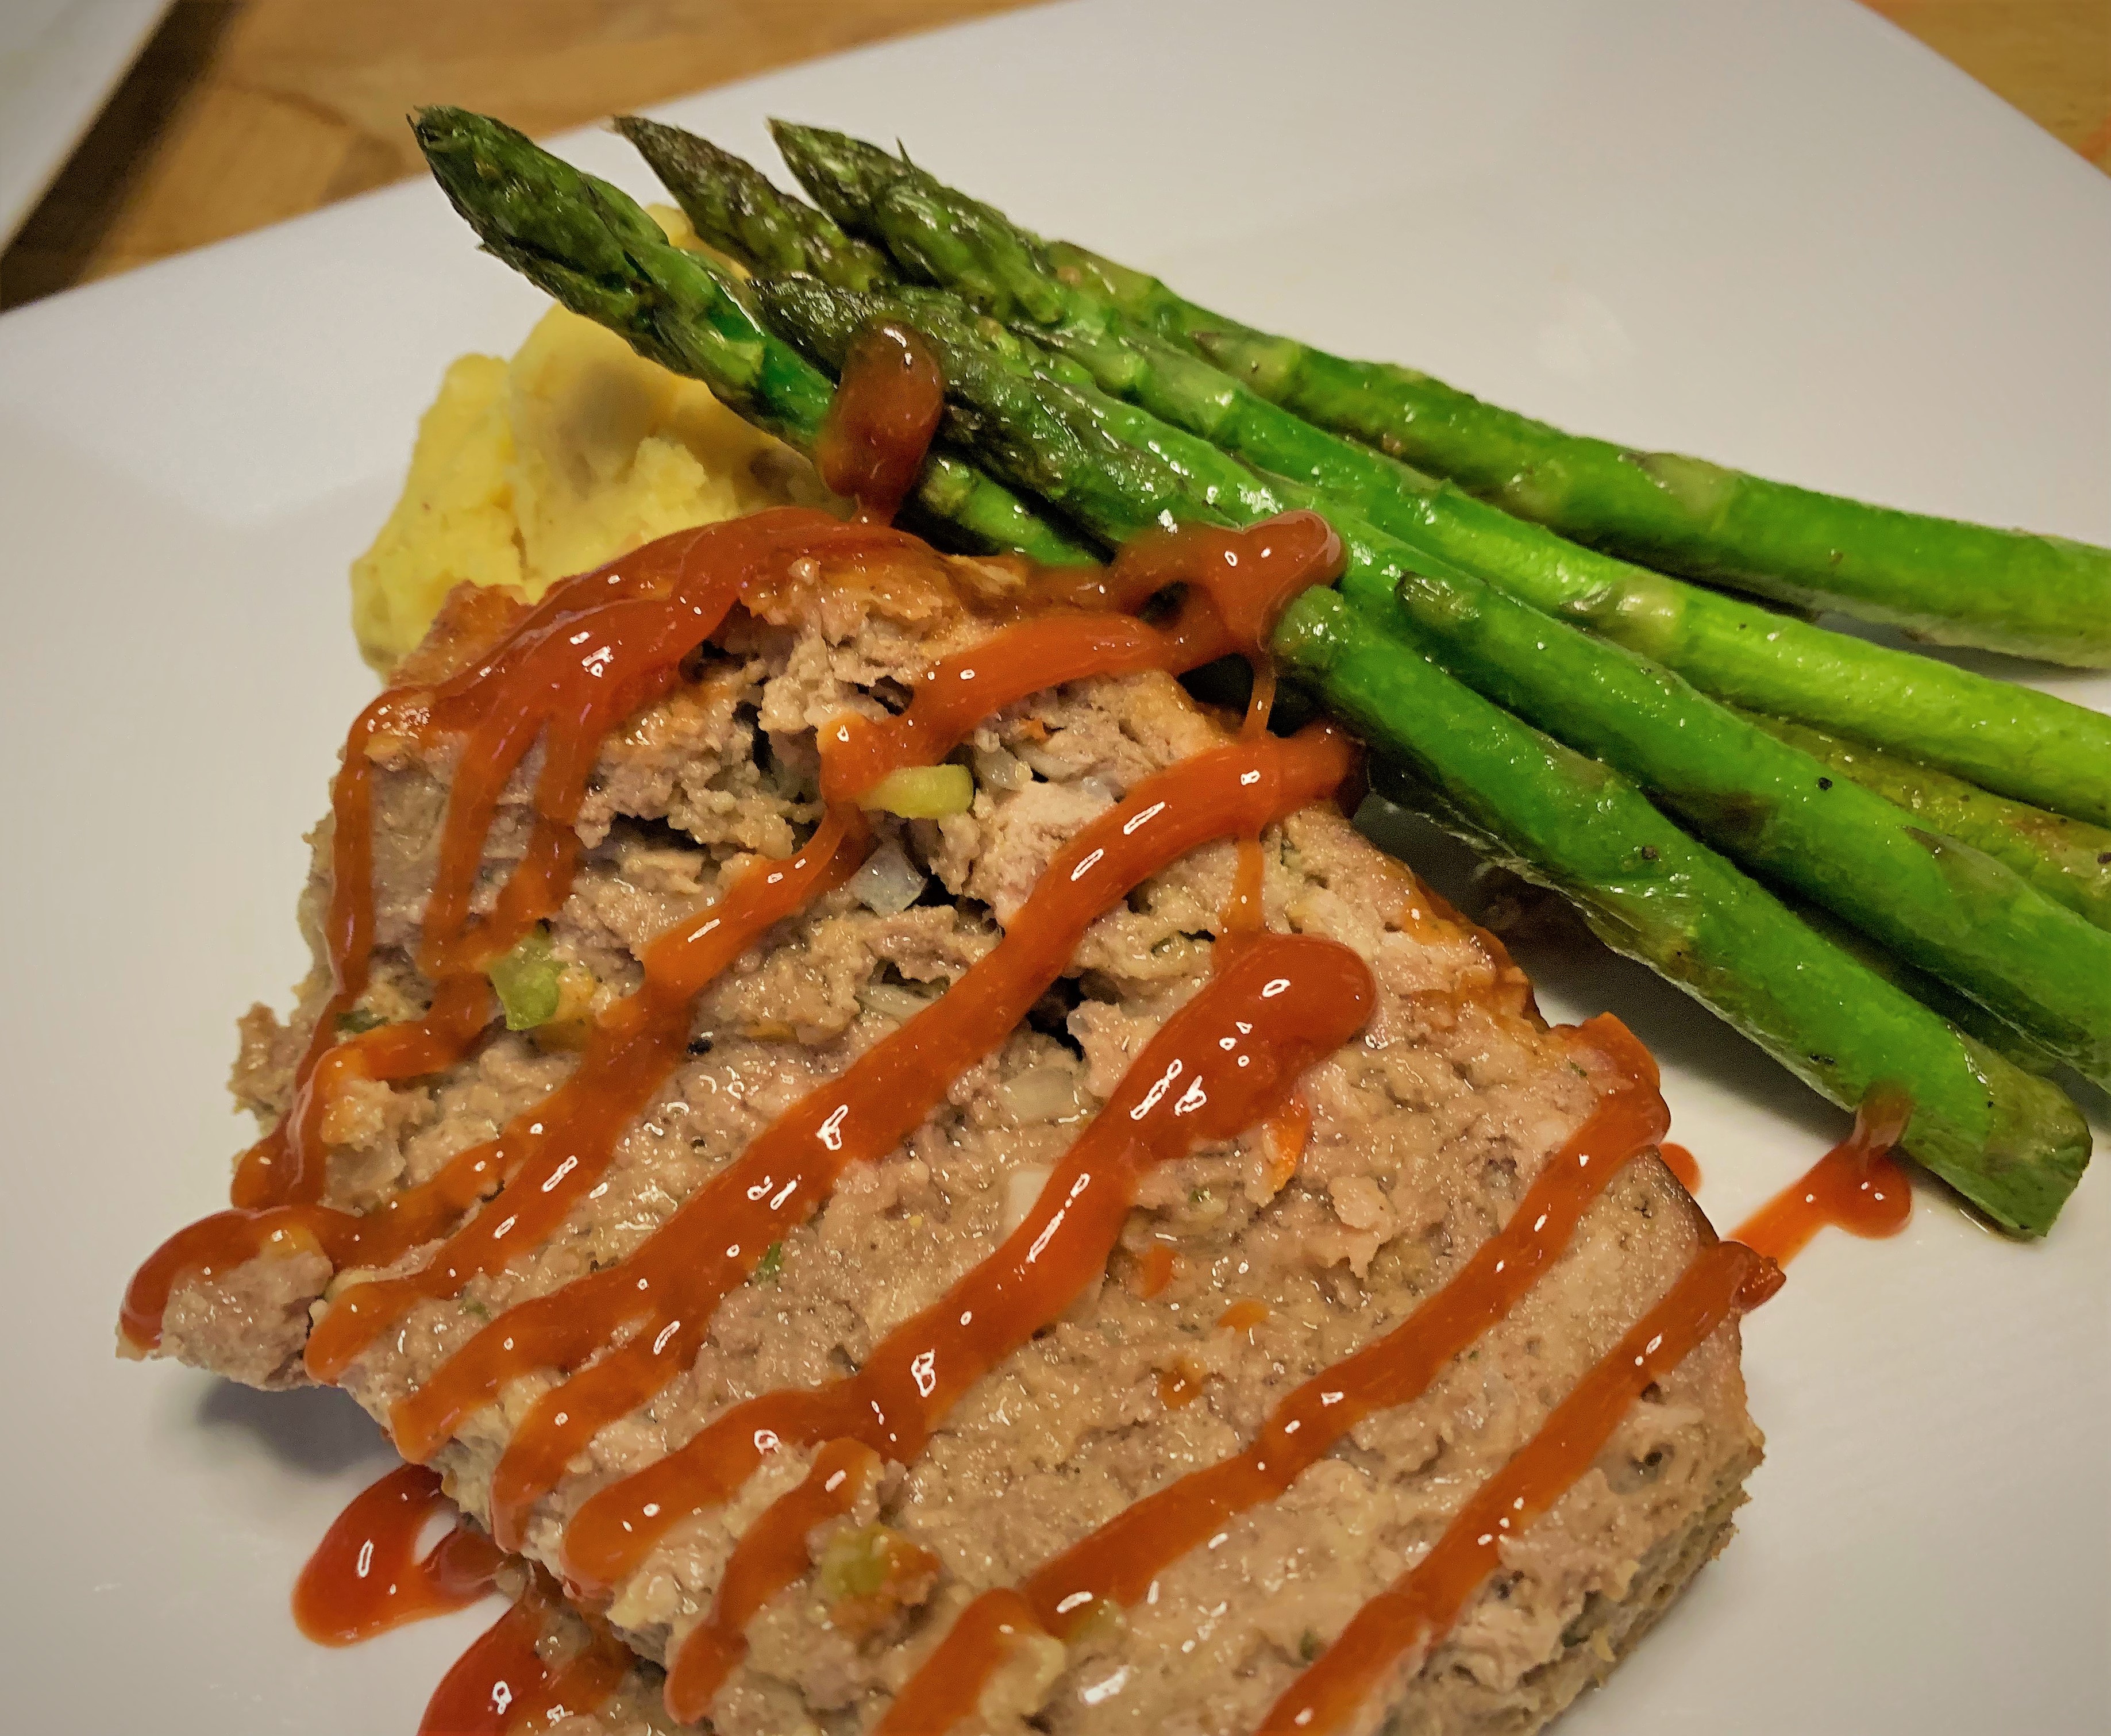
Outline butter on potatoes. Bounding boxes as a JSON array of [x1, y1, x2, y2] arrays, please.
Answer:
[[351, 293, 824, 673]]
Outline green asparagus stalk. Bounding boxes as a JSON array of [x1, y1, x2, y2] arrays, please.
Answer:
[[1280, 586, 2086, 1234], [1742, 713, 2111, 933], [1036, 242, 2111, 669], [613, 116, 892, 291], [763, 121, 2111, 825], [1782, 896, 2059, 1077], [1207, 318, 2111, 668], [752, 271, 2111, 1089], [409, 107, 1096, 568]]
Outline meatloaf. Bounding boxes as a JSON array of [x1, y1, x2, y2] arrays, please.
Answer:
[[141, 533, 1760, 1735]]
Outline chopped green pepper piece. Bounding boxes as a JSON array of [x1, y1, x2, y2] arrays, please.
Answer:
[[488, 926, 564, 1031]]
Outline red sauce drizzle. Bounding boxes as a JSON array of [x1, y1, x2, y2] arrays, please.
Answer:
[[415, 1574, 629, 1736], [876, 1013, 1667, 1734], [449, 727, 1350, 1550], [815, 321, 946, 521], [1258, 1240, 1782, 1735], [299, 808, 865, 1389], [629, 935, 1374, 1720], [1658, 1141, 1703, 1193], [664, 1438, 885, 1717], [298, 518, 1343, 1458], [1733, 1085, 1914, 1267], [818, 509, 1340, 807], [122, 511, 919, 1354], [294, 1464, 502, 1645]]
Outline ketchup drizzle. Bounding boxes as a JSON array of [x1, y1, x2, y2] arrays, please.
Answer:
[[264, 505, 1342, 1731], [876, 1012, 1668, 1735], [294, 1464, 502, 1646], [1658, 1141, 1703, 1194], [815, 321, 948, 522], [1258, 1240, 1782, 1735], [122, 512, 922, 1354], [661, 1438, 885, 1719], [631, 936, 1376, 1720], [468, 729, 1351, 1549], [1734, 1086, 1914, 1267]]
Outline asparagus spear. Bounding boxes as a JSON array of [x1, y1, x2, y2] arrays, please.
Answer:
[[409, 107, 1096, 568], [1280, 587, 2087, 1235], [752, 271, 2111, 1088], [1742, 713, 2111, 933], [761, 121, 2111, 825], [1782, 895, 2060, 1076], [1204, 318, 2111, 668], [613, 116, 891, 291], [1027, 234, 2111, 672]]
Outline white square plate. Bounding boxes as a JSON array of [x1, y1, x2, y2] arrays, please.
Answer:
[[0, 2, 2103, 1731]]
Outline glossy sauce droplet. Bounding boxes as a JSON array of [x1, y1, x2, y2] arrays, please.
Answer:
[[815, 321, 946, 522], [1733, 1085, 1913, 1268], [293, 1463, 500, 1646]]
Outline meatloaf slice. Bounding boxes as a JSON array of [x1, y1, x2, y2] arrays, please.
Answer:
[[145, 538, 1759, 1735]]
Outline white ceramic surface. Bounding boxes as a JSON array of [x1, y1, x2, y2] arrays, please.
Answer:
[[0, 0, 170, 241], [0, 2, 2104, 1730]]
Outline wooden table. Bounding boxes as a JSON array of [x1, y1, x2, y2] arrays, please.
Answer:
[[3, 0, 2105, 310]]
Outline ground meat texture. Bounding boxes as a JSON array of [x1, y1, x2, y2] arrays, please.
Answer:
[[144, 546, 1759, 1736]]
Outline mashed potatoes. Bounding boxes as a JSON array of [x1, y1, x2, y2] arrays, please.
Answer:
[[351, 271, 825, 672]]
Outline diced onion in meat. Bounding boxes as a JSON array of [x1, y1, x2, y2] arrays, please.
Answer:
[[857, 980, 929, 1021], [973, 745, 1031, 793], [1000, 1065, 1081, 1124], [1001, 1164, 1053, 1238], [859, 763, 974, 818], [849, 841, 926, 915]]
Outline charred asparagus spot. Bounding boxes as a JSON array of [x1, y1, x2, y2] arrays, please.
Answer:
[[762, 118, 2111, 820]]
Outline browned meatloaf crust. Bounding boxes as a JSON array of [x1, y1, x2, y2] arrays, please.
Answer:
[[148, 544, 1760, 1735]]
